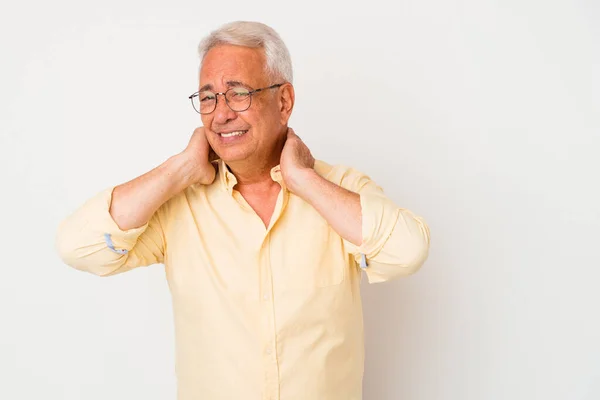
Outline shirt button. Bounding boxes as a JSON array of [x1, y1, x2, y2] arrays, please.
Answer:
[[266, 348, 272, 355], [263, 294, 269, 301]]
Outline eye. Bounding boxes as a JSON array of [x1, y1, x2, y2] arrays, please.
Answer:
[[230, 87, 250, 98], [199, 92, 216, 102]]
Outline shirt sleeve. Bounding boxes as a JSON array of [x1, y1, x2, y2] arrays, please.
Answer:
[[55, 186, 166, 277], [337, 167, 430, 284]]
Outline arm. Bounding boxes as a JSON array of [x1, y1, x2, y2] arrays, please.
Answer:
[[290, 166, 430, 284], [290, 169, 362, 246], [109, 152, 204, 231], [55, 127, 216, 276], [282, 128, 430, 283]]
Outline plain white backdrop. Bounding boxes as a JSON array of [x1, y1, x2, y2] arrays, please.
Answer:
[[1, 0, 598, 399]]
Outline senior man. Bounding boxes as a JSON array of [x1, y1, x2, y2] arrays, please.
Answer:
[[56, 20, 430, 400]]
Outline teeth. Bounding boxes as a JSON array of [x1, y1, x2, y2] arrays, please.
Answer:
[[220, 130, 246, 138]]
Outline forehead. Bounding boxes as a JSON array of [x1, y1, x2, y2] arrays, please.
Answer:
[[199, 44, 268, 88]]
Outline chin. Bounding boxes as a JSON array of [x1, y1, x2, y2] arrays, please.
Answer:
[[216, 148, 252, 163]]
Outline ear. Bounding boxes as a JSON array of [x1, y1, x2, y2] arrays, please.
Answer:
[[278, 83, 295, 125]]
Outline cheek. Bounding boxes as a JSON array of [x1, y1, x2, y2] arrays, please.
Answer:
[[248, 100, 279, 125], [200, 115, 212, 129], [237, 111, 259, 129]]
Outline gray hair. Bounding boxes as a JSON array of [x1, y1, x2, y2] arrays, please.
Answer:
[[197, 21, 293, 84]]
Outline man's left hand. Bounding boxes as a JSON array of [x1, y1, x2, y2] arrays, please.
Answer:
[[280, 127, 316, 194]]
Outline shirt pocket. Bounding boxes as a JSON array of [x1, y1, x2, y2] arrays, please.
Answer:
[[313, 248, 346, 287], [277, 218, 347, 289]]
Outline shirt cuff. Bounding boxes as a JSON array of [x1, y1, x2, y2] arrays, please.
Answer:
[[85, 186, 150, 253], [343, 191, 398, 260]]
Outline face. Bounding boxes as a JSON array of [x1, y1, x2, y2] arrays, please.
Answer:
[[198, 44, 294, 164]]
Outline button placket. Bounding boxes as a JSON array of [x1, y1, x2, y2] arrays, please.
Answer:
[[260, 233, 280, 400]]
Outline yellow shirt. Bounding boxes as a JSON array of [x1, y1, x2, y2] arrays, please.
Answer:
[[55, 158, 430, 400]]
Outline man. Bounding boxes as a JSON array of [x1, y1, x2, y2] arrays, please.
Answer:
[[56, 20, 430, 400]]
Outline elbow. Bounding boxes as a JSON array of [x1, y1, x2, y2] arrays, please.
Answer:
[[55, 222, 125, 277], [363, 212, 430, 284], [365, 222, 430, 283], [405, 218, 430, 274], [403, 237, 429, 275], [55, 229, 92, 275], [55, 220, 80, 270], [364, 242, 429, 283]]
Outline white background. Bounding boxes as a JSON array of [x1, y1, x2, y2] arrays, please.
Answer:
[[1, 0, 598, 399]]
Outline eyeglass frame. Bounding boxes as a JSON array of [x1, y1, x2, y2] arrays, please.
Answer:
[[188, 83, 284, 114]]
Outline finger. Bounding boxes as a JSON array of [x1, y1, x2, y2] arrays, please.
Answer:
[[287, 128, 301, 141], [208, 146, 218, 162], [191, 126, 207, 143], [193, 126, 205, 136]]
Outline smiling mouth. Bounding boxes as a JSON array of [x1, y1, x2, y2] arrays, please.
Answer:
[[219, 130, 248, 138]]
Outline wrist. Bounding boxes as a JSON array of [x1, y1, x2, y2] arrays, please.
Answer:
[[287, 168, 319, 197], [170, 152, 204, 188]]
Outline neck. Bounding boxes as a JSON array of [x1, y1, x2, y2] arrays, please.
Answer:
[[225, 133, 286, 187]]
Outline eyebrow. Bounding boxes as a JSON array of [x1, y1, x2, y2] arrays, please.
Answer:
[[199, 80, 254, 92]]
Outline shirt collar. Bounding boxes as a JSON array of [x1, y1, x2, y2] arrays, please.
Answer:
[[215, 159, 286, 194]]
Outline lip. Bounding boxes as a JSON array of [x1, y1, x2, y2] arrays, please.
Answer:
[[217, 129, 247, 134], [215, 129, 249, 144]]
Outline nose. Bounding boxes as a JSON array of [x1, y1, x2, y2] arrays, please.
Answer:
[[212, 93, 238, 125]]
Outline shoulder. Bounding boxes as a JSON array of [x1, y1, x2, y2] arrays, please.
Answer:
[[313, 159, 379, 192]]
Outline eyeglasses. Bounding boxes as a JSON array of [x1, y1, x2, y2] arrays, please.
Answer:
[[188, 83, 284, 114]]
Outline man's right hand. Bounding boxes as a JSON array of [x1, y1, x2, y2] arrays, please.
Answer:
[[181, 127, 218, 186], [107, 127, 219, 231]]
